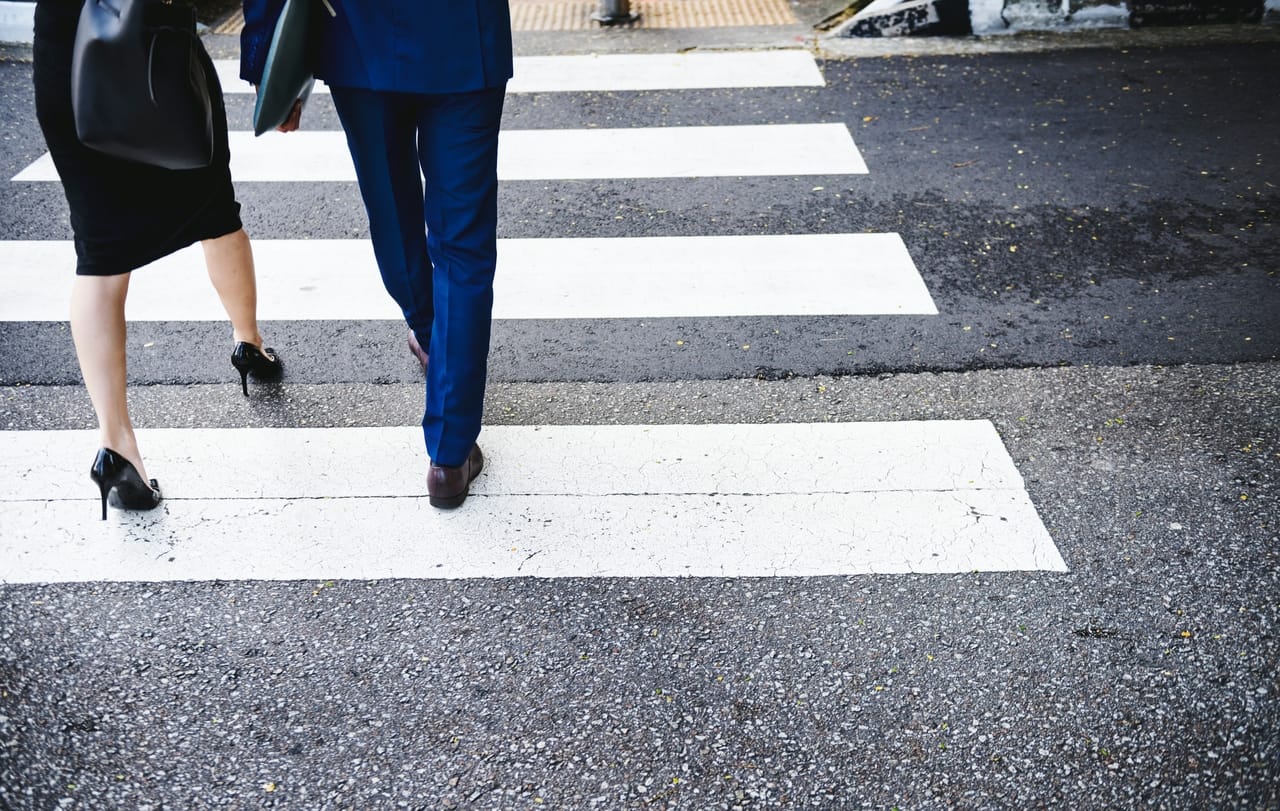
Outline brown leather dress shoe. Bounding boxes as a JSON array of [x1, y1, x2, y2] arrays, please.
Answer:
[[427, 443, 484, 509], [407, 329, 429, 371]]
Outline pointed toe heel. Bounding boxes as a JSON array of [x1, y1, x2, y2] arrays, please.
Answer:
[[231, 342, 283, 396], [89, 448, 162, 520]]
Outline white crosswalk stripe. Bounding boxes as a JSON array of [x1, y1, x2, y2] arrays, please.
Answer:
[[0, 234, 937, 320], [14, 124, 869, 182], [0, 423, 1065, 583], [212, 51, 828, 94], [1, 49, 1063, 582]]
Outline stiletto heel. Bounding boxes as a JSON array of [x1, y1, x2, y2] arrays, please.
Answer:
[[96, 477, 110, 521], [89, 448, 162, 520], [230, 342, 283, 396]]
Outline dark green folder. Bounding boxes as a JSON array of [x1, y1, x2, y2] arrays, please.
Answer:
[[252, 0, 316, 136]]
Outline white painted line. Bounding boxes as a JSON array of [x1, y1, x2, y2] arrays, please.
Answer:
[[0, 1, 34, 45], [0, 423, 1029, 499], [212, 51, 825, 94], [511, 50, 828, 91], [213, 59, 332, 95], [491, 123, 867, 179], [13, 124, 869, 182], [0, 492, 1061, 582], [0, 234, 936, 320], [0, 423, 1066, 583]]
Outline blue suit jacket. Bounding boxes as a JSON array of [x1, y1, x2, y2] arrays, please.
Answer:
[[241, 0, 513, 94]]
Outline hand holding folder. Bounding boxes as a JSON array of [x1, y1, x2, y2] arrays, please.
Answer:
[[253, 0, 325, 136]]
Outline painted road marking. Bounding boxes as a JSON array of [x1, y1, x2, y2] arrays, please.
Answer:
[[212, 51, 825, 94], [13, 124, 868, 182], [0, 234, 936, 320], [0, 422, 1065, 583]]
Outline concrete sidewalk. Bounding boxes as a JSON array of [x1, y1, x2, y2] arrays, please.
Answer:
[[3, 0, 1278, 61]]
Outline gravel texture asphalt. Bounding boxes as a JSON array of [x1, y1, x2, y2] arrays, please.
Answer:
[[2, 362, 1278, 808], [2, 43, 1277, 386], [1, 19, 1277, 811]]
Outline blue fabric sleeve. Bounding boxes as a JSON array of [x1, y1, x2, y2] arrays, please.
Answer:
[[240, 0, 288, 85]]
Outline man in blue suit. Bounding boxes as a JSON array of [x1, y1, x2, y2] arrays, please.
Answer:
[[242, 0, 513, 508]]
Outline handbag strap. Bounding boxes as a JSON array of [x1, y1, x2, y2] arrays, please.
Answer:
[[144, 24, 202, 105]]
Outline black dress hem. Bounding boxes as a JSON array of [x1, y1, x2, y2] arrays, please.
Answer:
[[33, 0, 245, 278]]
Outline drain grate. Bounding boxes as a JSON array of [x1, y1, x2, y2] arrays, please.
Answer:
[[209, 0, 798, 35]]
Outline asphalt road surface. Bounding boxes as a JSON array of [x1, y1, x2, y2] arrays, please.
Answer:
[[0, 26, 1276, 811]]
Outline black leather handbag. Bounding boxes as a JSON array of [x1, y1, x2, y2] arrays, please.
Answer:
[[71, 0, 214, 170]]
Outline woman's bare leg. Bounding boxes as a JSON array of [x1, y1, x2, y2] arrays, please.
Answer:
[[70, 272, 147, 481], [202, 228, 265, 348]]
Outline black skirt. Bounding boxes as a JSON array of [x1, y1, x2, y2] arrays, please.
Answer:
[[32, 0, 243, 276]]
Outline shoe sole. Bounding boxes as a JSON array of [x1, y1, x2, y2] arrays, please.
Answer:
[[428, 492, 468, 509]]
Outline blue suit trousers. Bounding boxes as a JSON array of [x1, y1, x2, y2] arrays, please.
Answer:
[[330, 86, 506, 467]]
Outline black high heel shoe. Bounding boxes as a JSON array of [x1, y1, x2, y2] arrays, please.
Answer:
[[89, 448, 162, 521], [230, 342, 283, 396]]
